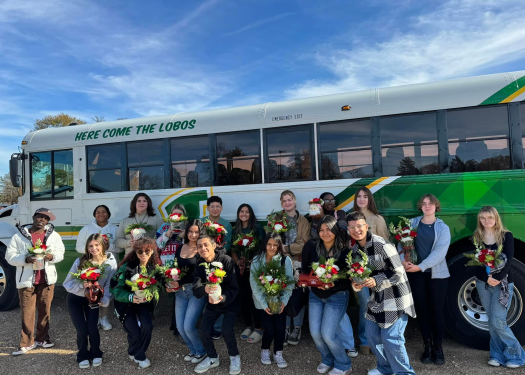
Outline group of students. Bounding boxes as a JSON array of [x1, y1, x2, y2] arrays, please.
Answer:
[[5, 189, 525, 374]]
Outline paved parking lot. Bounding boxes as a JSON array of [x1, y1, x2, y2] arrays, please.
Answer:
[[0, 287, 523, 374]]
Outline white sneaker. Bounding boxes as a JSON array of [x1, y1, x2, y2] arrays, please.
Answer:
[[329, 368, 352, 375], [12, 343, 37, 356], [191, 354, 207, 364], [317, 363, 332, 374], [488, 359, 501, 367], [230, 355, 241, 375], [261, 349, 271, 365], [128, 355, 135, 361], [368, 369, 392, 375], [35, 340, 55, 348], [273, 351, 288, 369], [194, 356, 220, 373], [79, 360, 90, 369], [346, 348, 358, 358], [99, 316, 113, 331], [137, 358, 151, 369], [185, 354, 195, 362], [506, 363, 521, 369], [92, 358, 102, 367]]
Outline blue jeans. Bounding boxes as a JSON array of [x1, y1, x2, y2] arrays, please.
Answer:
[[476, 280, 525, 367], [366, 314, 415, 375], [286, 306, 305, 328], [339, 313, 356, 350], [175, 286, 207, 356], [309, 290, 352, 371], [357, 287, 370, 346]]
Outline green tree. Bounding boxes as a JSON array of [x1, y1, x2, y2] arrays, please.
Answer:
[[0, 173, 21, 205], [33, 113, 87, 131]]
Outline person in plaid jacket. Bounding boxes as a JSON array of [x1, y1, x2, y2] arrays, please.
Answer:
[[347, 211, 416, 375]]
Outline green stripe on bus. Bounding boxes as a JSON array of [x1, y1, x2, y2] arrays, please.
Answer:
[[55, 226, 84, 232], [480, 75, 525, 105]]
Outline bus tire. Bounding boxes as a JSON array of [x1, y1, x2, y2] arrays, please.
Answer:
[[0, 244, 19, 311], [444, 257, 525, 350]]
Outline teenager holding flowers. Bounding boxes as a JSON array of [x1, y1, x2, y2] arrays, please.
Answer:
[[111, 237, 166, 369], [302, 216, 352, 375], [232, 203, 265, 343], [116, 193, 164, 255], [63, 234, 118, 369], [472, 206, 525, 368], [193, 235, 241, 375], [399, 194, 450, 365], [250, 233, 294, 368], [348, 211, 416, 375]]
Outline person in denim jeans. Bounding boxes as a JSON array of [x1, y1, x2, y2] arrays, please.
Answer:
[[172, 220, 208, 364], [472, 206, 525, 369], [302, 216, 352, 375], [348, 212, 416, 375]]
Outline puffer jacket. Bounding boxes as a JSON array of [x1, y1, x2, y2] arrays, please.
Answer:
[[6, 223, 65, 288]]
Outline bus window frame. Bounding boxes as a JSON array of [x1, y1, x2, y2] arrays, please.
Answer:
[[86, 142, 125, 193], [30, 149, 74, 201]]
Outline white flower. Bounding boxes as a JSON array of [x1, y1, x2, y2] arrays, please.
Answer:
[[315, 267, 326, 277], [32, 249, 44, 254], [265, 275, 273, 282], [92, 269, 101, 274], [274, 224, 283, 231], [400, 236, 412, 243], [131, 228, 146, 237], [211, 261, 224, 269], [130, 274, 141, 282], [170, 269, 179, 276], [81, 269, 88, 275], [402, 229, 411, 235], [242, 239, 250, 247]]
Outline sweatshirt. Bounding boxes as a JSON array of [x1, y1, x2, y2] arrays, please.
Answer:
[[76, 221, 121, 255]]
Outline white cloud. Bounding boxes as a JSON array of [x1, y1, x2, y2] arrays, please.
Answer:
[[285, 0, 525, 99]]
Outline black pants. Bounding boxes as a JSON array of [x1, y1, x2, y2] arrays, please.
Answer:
[[67, 293, 103, 363], [408, 272, 448, 344], [122, 303, 154, 361], [199, 306, 240, 358], [258, 309, 286, 353], [239, 270, 262, 329]]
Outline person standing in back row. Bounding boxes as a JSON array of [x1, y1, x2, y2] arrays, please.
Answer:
[[116, 193, 164, 256]]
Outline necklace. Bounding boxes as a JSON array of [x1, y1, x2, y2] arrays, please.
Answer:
[[135, 213, 147, 225]]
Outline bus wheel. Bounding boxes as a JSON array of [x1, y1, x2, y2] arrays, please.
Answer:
[[0, 245, 19, 311], [444, 257, 525, 350]]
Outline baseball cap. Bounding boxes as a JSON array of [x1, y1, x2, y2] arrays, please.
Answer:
[[34, 208, 57, 221]]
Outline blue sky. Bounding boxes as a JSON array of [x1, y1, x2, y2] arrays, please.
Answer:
[[1, 0, 525, 176]]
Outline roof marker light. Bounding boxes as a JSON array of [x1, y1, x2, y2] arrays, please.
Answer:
[[341, 105, 351, 111]]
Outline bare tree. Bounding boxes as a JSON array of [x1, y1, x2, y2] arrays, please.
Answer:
[[0, 173, 21, 205], [91, 115, 106, 123], [33, 113, 86, 131]]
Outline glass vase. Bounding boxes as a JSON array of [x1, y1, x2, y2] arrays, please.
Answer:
[[266, 295, 281, 314]]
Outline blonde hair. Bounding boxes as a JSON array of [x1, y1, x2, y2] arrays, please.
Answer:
[[471, 206, 509, 247], [171, 204, 187, 216], [280, 190, 296, 203]]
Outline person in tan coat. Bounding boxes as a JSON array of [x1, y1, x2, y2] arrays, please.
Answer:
[[280, 190, 310, 346]]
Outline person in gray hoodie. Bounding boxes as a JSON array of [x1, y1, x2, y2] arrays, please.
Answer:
[[64, 233, 118, 369], [403, 194, 451, 366]]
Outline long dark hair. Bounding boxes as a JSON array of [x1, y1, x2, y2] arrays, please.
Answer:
[[80, 233, 107, 269], [128, 193, 156, 218], [184, 219, 205, 243], [316, 216, 345, 259], [253, 232, 286, 261], [234, 203, 258, 235], [119, 237, 161, 267], [353, 187, 380, 215]]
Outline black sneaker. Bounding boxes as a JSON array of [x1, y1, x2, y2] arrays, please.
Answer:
[[433, 344, 445, 366], [211, 330, 222, 340]]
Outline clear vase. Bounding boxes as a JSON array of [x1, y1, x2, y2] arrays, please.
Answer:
[[402, 244, 419, 265], [351, 275, 367, 285], [134, 289, 147, 302], [266, 295, 282, 314], [210, 284, 222, 301], [33, 255, 45, 271]]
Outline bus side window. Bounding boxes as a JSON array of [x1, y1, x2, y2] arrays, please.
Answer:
[[30, 149, 73, 200], [128, 140, 164, 191], [87, 143, 122, 193], [171, 135, 211, 188], [217, 131, 261, 186]]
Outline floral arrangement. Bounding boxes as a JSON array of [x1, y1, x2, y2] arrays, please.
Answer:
[[232, 231, 259, 259], [200, 261, 227, 301], [100, 234, 110, 249], [264, 210, 295, 234], [389, 216, 418, 264], [464, 239, 504, 273], [308, 198, 324, 205], [311, 257, 344, 287], [125, 266, 162, 302], [27, 239, 51, 256], [309, 198, 325, 216], [203, 220, 228, 245], [165, 213, 188, 223], [70, 261, 109, 282], [159, 260, 187, 289], [253, 256, 295, 297], [346, 249, 372, 284], [125, 223, 155, 240]]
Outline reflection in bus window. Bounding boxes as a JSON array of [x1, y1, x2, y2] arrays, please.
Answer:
[[448, 139, 510, 172], [381, 113, 437, 146], [31, 152, 52, 199], [31, 150, 74, 200], [217, 131, 261, 186], [447, 105, 509, 141], [54, 150, 74, 198], [128, 140, 164, 190], [318, 119, 372, 180], [171, 136, 211, 188], [382, 145, 439, 176], [87, 144, 122, 193]]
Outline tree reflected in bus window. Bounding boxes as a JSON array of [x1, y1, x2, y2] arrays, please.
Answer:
[[382, 145, 439, 176], [217, 131, 261, 185], [87, 143, 122, 193], [128, 140, 164, 191], [171, 136, 211, 188], [448, 139, 511, 172], [321, 150, 373, 179], [129, 166, 164, 191]]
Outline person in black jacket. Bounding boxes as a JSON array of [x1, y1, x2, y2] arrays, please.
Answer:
[[193, 235, 241, 375], [302, 216, 352, 375], [472, 206, 525, 369]]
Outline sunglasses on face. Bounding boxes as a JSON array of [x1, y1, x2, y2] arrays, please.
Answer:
[[324, 199, 336, 204], [136, 249, 152, 255]]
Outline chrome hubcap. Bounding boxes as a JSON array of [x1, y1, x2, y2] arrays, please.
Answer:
[[0, 264, 6, 297], [458, 277, 523, 330]]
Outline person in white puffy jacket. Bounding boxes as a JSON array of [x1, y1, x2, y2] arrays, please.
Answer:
[[6, 208, 65, 356], [75, 204, 120, 330]]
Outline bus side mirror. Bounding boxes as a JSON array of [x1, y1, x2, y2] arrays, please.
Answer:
[[10, 154, 22, 187]]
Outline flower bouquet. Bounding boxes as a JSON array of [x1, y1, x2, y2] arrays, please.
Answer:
[[309, 198, 324, 217], [200, 261, 226, 301], [70, 261, 109, 308], [464, 240, 505, 275], [125, 223, 155, 241], [346, 249, 372, 284], [27, 239, 51, 270], [253, 256, 295, 314], [125, 266, 162, 303], [264, 210, 295, 234], [203, 220, 228, 247], [232, 232, 259, 275], [310, 257, 344, 289], [165, 212, 188, 232], [159, 260, 187, 290], [100, 234, 110, 250], [389, 216, 418, 264]]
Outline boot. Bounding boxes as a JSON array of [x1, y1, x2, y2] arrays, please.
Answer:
[[420, 339, 432, 364], [433, 342, 445, 365]]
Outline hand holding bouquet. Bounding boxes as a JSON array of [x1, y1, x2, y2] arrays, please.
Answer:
[[311, 257, 344, 289], [389, 216, 418, 264], [125, 224, 155, 241], [264, 210, 295, 234], [253, 255, 295, 314], [125, 266, 162, 303], [27, 239, 51, 270], [232, 232, 259, 275], [464, 240, 505, 275], [158, 260, 187, 291], [201, 261, 226, 302], [346, 249, 372, 284]]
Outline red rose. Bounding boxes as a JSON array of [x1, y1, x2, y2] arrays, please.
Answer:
[[146, 281, 151, 286], [395, 234, 401, 241], [137, 281, 144, 289], [165, 270, 171, 277], [479, 254, 486, 263], [80, 273, 87, 280], [351, 263, 360, 268], [270, 280, 274, 285], [410, 231, 417, 237], [150, 278, 157, 285], [209, 275, 219, 283], [216, 227, 222, 233], [282, 283, 287, 288], [89, 273, 97, 281], [41, 244, 47, 250], [320, 264, 326, 268], [332, 268, 338, 275]]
